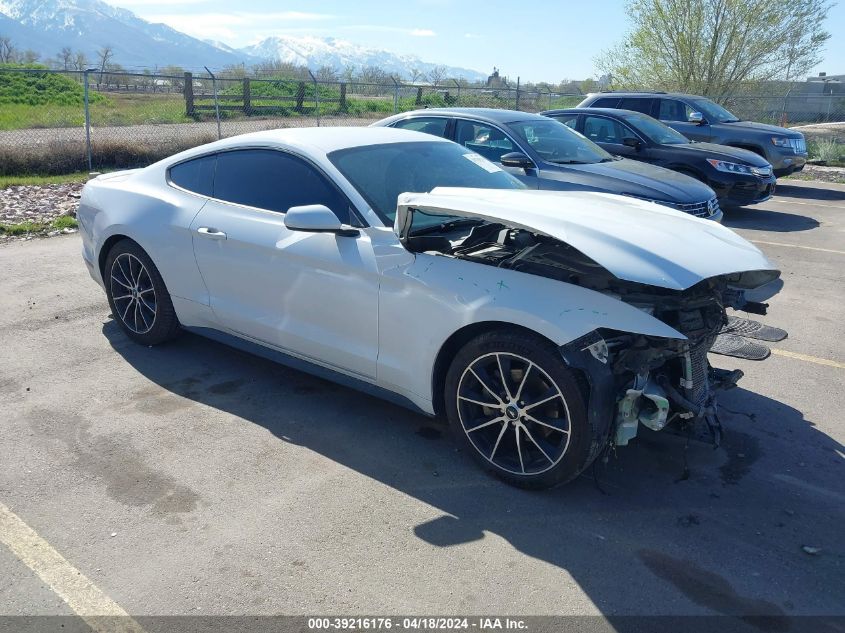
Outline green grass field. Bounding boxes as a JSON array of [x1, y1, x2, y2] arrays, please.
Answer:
[[0, 93, 192, 130], [0, 172, 90, 187], [0, 215, 79, 235]]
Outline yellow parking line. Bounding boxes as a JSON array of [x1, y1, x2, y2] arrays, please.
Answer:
[[771, 199, 844, 209], [0, 501, 147, 633], [771, 348, 845, 369], [751, 240, 845, 255]]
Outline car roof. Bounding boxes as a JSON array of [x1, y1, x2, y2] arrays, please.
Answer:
[[586, 92, 708, 100], [543, 107, 647, 118], [170, 126, 449, 161], [391, 107, 550, 124]]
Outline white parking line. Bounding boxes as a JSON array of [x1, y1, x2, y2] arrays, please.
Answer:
[[0, 501, 147, 633], [751, 240, 845, 255]]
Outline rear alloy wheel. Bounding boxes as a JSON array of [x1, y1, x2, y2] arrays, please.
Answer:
[[445, 330, 598, 489], [104, 240, 179, 345]]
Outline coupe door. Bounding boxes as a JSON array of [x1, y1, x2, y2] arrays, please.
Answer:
[[190, 149, 379, 379]]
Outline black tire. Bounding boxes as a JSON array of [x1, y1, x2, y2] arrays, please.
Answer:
[[444, 329, 597, 489], [104, 239, 180, 345]]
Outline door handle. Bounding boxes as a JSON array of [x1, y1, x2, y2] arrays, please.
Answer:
[[197, 227, 227, 240]]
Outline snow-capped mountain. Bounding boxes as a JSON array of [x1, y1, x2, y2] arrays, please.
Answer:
[[0, 0, 245, 68], [240, 35, 486, 82], [0, 0, 486, 81]]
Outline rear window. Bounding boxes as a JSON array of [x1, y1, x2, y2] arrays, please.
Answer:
[[590, 97, 620, 108], [618, 98, 654, 115], [168, 154, 216, 196], [391, 117, 449, 138]]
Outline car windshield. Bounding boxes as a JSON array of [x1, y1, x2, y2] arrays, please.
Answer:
[[328, 141, 526, 228], [690, 98, 740, 123], [620, 112, 690, 145], [510, 120, 613, 164]]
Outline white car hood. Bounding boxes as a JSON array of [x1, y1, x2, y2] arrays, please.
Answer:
[[395, 188, 778, 291]]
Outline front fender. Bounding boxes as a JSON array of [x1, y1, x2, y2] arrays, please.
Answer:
[[377, 253, 685, 412]]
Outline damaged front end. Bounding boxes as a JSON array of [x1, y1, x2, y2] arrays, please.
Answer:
[[468, 233, 773, 448], [395, 188, 782, 450], [453, 229, 773, 448]]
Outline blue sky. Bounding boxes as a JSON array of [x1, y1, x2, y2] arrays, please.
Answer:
[[109, 0, 844, 82]]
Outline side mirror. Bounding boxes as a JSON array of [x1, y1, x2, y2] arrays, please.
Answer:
[[500, 152, 536, 170], [688, 111, 705, 124], [622, 137, 643, 150], [284, 204, 359, 237]]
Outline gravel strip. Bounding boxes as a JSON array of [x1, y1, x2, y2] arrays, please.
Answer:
[[786, 164, 845, 184], [0, 182, 83, 243]]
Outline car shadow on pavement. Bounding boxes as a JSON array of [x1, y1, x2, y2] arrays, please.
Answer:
[[774, 183, 845, 203], [103, 323, 844, 632], [722, 208, 820, 233]]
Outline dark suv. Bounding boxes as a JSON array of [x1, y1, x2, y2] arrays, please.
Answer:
[[577, 92, 808, 177]]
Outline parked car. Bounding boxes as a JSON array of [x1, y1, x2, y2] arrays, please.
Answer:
[[577, 92, 808, 177], [79, 127, 780, 489], [372, 108, 722, 221], [543, 107, 776, 208]]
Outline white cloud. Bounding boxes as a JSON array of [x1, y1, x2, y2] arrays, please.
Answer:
[[145, 10, 337, 42], [410, 29, 436, 37]]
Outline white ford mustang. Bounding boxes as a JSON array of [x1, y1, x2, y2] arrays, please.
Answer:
[[79, 127, 780, 488]]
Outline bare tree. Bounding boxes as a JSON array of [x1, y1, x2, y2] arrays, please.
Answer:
[[73, 51, 88, 71], [96, 44, 114, 83], [252, 58, 307, 79], [342, 64, 356, 83], [0, 36, 15, 64], [408, 67, 424, 84], [315, 65, 338, 82], [357, 65, 389, 84], [597, 0, 832, 102], [57, 46, 73, 70], [18, 49, 39, 64], [426, 65, 448, 87]]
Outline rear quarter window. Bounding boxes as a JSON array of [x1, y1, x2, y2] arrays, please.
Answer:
[[168, 154, 216, 196], [618, 98, 654, 115], [589, 97, 620, 108]]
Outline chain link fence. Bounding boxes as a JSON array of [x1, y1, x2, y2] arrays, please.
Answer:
[[1, 66, 843, 175]]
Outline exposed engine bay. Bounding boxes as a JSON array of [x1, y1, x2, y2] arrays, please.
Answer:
[[407, 219, 781, 448]]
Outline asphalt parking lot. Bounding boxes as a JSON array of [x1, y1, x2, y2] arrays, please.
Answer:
[[1, 180, 843, 632]]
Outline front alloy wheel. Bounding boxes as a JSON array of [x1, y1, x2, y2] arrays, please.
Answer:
[[457, 352, 571, 476], [445, 330, 598, 489]]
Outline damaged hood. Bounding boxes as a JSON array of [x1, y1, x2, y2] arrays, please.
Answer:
[[395, 188, 779, 291]]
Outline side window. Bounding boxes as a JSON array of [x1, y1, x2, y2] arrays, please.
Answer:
[[454, 119, 515, 163], [658, 99, 693, 122], [618, 98, 654, 115], [590, 97, 620, 108], [549, 113, 578, 129], [214, 149, 350, 222], [168, 154, 216, 196], [583, 116, 626, 144], [392, 117, 448, 138]]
